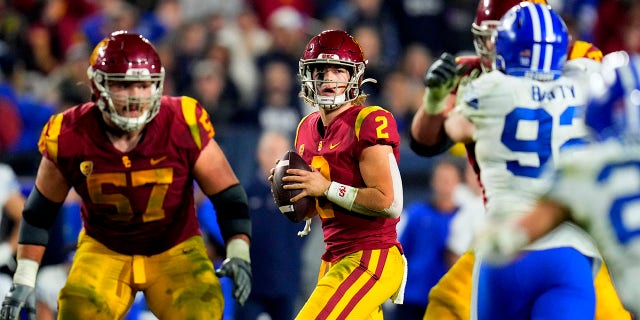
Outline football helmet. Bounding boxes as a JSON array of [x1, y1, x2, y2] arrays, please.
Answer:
[[585, 51, 640, 142], [493, 2, 568, 80], [87, 30, 165, 132], [472, 0, 548, 72], [298, 30, 375, 110]]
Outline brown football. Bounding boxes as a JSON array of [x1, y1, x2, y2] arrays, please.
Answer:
[[271, 150, 317, 223]]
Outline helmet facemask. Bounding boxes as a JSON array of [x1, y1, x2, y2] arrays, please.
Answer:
[[299, 60, 365, 110], [472, 21, 500, 73], [89, 66, 164, 132]]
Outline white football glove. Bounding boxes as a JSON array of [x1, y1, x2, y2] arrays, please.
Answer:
[[474, 220, 530, 265]]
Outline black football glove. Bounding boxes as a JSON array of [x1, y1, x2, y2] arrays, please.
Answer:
[[422, 52, 467, 114], [215, 258, 251, 306], [0, 283, 36, 320]]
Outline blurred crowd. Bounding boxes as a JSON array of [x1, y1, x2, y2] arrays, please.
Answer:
[[0, 0, 638, 319], [0, 0, 638, 177]]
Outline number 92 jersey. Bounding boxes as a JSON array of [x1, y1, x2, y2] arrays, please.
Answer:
[[457, 58, 600, 219], [294, 105, 402, 262], [38, 96, 215, 256], [457, 58, 602, 257]]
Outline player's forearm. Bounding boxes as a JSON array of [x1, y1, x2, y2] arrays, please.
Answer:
[[16, 244, 46, 264], [410, 108, 448, 147], [444, 109, 475, 144]]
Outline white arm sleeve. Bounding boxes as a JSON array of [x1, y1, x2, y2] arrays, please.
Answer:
[[351, 153, 403, 218]]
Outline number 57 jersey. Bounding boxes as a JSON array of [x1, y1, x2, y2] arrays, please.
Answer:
[[38, 96, 214, 256], [457, 58, 602, 256]]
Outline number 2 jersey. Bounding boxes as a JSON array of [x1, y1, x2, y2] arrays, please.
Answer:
[[38, 96, 214, 256], [294, 105, 402, 262], [457, 58, 602, 259], [545, 141, 640, 314]]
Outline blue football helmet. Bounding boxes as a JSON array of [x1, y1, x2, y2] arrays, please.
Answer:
[[493, 2, 568, 80], [585, 51, 640, 141]]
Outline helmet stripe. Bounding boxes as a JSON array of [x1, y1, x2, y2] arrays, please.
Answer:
[[531, 43, 541, 71], [540, 5, 555, 73], [543, 44, 554, 72], [527, 4, 542, 72]]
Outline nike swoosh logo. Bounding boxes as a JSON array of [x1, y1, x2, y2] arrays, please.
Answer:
[[329, 142, 340, 150], [150, 156, 168, 166]]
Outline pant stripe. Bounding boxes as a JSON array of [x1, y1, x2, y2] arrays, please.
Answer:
[[337, 249, 389, 319]]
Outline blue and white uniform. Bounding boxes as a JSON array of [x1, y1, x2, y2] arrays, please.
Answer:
[[458, 57, 604, 319]]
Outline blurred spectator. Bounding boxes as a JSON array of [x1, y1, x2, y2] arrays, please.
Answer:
[[0, 163, 26, 298], [217, 4, 272, 108], [0, 94, 22, 154], [0, 81, 54, 176], [185, 59, 242, 129], [350, 23, 387, 105], [388, 0, 448, 54], [447, 161, 486, 258], [380, 70, 422, 138], [256, 6, 308, 74], [40, 0, 97, 56], [255, 58, 302, 136], [235, 131, 307, 320], [400, 43, 433, 85], [248, 0, 315, 28], [390, 157, 462, 320], [593, 0, 640, 54], [79, 0, 165, 48], [170, 20, 210, 93], [341, 0, 402, 74], [45, 42, 92, 112], [178, 0, 243, 23]]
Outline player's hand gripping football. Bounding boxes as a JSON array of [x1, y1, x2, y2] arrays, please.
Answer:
[[423, 52, 467, 115], [282, 168, 331, 201], [0, 283, 36, 320]]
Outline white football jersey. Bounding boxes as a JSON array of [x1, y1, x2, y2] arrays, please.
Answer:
[[457, 58, 602, 263], [547, 141, 640, 314]]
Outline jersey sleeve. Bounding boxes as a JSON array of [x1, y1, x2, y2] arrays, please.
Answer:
[[568, 40, 603, 62], [178, 96, 215, 151], [354, 106, 400, 149], [37, 113, 65, 164]]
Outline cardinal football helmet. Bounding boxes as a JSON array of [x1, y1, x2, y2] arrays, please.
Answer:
[[87, 30, 165, 132], [299, 30, 375, 110], [472, 0, 548, 72], [586, 51, 640, 142], [494, 3, 568, 80]]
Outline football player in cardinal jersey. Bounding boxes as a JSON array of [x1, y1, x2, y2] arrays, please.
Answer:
[[445, 3, 628, 319], [411, 0, 629, 319], [475, 51, 640, 318], [271, 29, 406, 319], [0, 31, 252, 320]]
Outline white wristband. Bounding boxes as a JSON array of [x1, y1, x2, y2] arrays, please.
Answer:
[[324, 181, 358, 211], [13, 258, 39, 287], [226, 238, 250, 262]]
